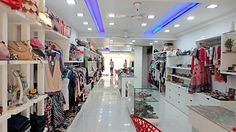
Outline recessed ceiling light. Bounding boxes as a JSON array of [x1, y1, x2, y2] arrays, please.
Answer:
[[108, 13, 115, 18], [154, 41, 158, 43], [77, 13, 84, 17], [129, 42, 133, 44], [132, 40, 136, 42], [150, 43, 153, 45], [110, 40, 113, 42], [83, 22, 88, 25], [141, 23, 147, 27], [174, 24, 180, 28], [148, 15, 155, 19], [109, 22, 115, 26], [187, 16, 195, 20], [88, 28, 92, 31], [207, 4, 218, 9], [66, 0, 76, 5], [165, 29, 170, 33]]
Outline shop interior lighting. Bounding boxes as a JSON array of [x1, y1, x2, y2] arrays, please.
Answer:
[[174, 24, 180, 27], [165, 29, 170, 32], [66, 0, 76, 5], [142, 23, 147, 27], [108, 13, 115, 18], [83, 22, 89, 25], [84, 0, 105, 32], [207, 4, 218, 9], [187, 16, 195, 20], [77, 13, 84, 17], [148, 15, 155, 19], [145, 2, 200, 34]]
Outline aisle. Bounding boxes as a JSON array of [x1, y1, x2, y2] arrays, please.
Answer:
[[67, 76, 136, 132]]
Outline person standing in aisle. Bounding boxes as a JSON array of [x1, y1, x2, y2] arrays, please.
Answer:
[[123, 59, 128, 69], [110, 59, 114, 76]]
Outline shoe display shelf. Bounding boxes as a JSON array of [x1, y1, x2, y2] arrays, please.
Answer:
[[134, 88, 159, 126]]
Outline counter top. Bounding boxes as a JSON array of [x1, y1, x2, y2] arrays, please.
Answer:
[[188, 106, 236, 131]]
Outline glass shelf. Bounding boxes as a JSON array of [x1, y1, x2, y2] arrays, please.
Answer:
[[134, 88, 159, 119]]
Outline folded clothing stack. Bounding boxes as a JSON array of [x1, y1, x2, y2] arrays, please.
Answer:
[[8, 114, 30, 132]]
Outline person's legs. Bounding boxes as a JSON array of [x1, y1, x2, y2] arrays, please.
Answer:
[[110, 67, 114, 76]]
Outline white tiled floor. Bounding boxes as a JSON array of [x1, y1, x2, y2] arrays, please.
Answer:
[[67, 76, 193, 132]]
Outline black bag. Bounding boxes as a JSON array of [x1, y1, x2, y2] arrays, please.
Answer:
[[30, 113, 46, 132]]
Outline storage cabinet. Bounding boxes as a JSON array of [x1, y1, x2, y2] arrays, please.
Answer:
[[165, 82, 236, 114]]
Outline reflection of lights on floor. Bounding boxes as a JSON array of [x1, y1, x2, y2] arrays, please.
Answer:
[[98, 119, 102, 122], [109, 111, 112, 114], [108, 123, 112, 127]]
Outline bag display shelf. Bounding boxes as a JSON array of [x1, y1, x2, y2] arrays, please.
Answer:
[[167, 66, 191, 70], [7, 95, 47, 115], [8, 60, 42, 65], [167, 74, 191, 81], [0, 61, 7, 65], [45, 29, 69, 41], [64, 60, 83, 63], [221, 71, 236, 76]]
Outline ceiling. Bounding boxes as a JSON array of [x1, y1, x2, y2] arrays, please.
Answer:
[[46, 0, 236, 48]]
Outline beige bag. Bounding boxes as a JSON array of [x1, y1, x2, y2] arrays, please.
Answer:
[[8, 41, 33, 60]]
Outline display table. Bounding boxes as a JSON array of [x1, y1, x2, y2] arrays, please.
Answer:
[[119, 75, 135, 98], [188, 106, 236, 132]]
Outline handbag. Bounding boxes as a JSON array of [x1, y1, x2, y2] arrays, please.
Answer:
[[8, 41, 33, 60], [0, 41, 10, 60], [38, 12, 52, 27], [30, 39, 43, 49], [0, 0, 23, 9]]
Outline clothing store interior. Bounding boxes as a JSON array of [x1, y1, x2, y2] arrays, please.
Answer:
[[0, 0, 236, 132]]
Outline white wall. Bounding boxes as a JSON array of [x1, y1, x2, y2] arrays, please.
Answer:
[[176, 13, 236, 50], [134, 47, 143, 88], [102, 52, 134, 75]]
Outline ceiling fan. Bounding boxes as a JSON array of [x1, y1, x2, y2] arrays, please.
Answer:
[[112, 2, 146, 19]]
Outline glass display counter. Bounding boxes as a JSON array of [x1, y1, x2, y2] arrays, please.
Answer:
[[134, 88, 159, 126]]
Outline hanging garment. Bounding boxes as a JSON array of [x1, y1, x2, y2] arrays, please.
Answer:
[[68, 70, 77, 109], [47, 91, 65, 128], [189, 48, 212, 93], [214, 46, 225, 82], [45, 97, 53, 131], [62, 78, 69, 111], [45, 55, 62, 92]]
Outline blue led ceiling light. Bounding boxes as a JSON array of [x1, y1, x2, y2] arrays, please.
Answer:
[[84, 0, 105, 32], [145, 2, 200, 34]]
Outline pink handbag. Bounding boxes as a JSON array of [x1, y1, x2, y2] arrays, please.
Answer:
[[0, 41, 10, 60], [30, 39, 43, 49]]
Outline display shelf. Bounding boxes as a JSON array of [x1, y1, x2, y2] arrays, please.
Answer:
[[166, 81, 189, 90], [64, 60, 83, 63], [167, 66, 191, 70], [168, 74, 191, 81], [0, 114, 10, 123], [45, 30, 69, 41], [8, 60, 40, 65], [222, 51, 236, 54], [0, 61, 7, 65], [7, 95, 47, 115], [220, 71, 236, 76]]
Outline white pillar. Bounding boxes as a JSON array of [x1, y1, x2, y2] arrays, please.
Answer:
[[134, 46, 143, 88]]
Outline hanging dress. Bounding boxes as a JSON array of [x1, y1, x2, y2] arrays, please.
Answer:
[[45, 55, 65, 129]]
